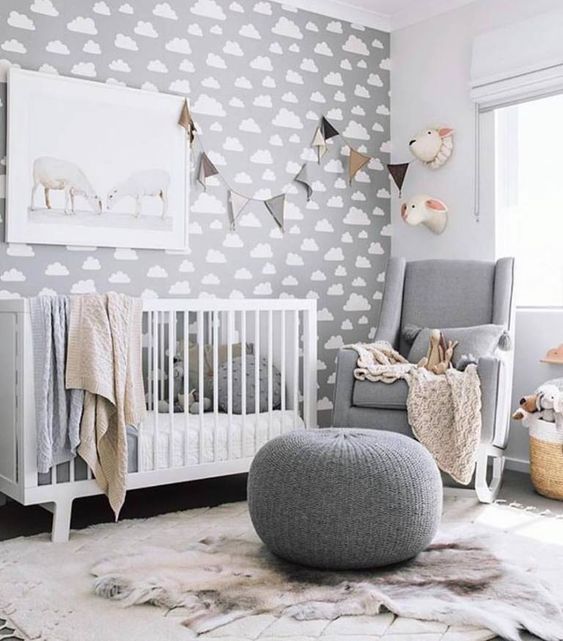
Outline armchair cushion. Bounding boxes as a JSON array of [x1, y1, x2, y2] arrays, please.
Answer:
[[407, 324, 505, 368], [353, 379, 409, 410]]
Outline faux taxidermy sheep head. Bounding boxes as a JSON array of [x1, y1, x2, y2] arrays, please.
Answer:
[[401, 194, 448, 235], [409, 127, 454, 169]]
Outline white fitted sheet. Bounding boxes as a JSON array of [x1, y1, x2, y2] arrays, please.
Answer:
[[133, 409, 304, 471]]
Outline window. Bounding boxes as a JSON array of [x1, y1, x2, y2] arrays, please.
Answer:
[[495, 94, 563, 307]]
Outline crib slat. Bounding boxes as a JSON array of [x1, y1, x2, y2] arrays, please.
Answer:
[[254, 310, 260, 451], [148, 310, 153, 412], [183, 311, 189, 467], [268, 309, 273, 440], [293, 309, 299, 430], [213, 310, 219, 463], [159, 313, 165, 400], [197, 311, 204, 464], [281, 310, 286, 431], [168, 310, 174, 469], [227, 310, 233, 460], [241, 310, 247, 456], [153, 311, 160, 470]]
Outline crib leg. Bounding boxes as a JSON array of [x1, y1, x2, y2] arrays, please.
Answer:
[[50, 499, 73, 543]]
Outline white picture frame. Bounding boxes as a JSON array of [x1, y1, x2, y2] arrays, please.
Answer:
[[6, 68, 190, 250]]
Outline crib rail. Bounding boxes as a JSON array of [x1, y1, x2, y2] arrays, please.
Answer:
[[0, 298, 316, 499]]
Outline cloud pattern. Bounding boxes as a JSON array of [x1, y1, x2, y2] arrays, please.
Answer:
[[0, 0, 390, 419]]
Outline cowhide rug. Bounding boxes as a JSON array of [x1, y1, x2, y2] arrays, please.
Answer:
[[92, 525, 563, 641]]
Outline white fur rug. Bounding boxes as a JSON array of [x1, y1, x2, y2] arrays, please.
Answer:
[[1, 498, 563, 641]]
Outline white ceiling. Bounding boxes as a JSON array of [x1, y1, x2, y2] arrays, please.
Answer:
[[277, 0, 478, 31]]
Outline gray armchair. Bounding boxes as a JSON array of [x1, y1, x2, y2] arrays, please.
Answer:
[[333, 257, 515, 503]]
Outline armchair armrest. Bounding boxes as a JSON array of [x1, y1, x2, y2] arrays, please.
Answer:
[[477, 355, 511, 448], [332, 348, 357, 427]]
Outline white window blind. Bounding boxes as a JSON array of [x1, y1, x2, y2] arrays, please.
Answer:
[[471, 8, 563, 110]]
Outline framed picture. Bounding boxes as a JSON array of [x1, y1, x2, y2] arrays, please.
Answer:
[[6, 68, 189, 250]]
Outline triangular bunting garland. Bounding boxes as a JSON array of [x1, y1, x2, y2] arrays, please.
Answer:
[[228, 191, 250, 230], [264, 194, 285, 231], [178, 99, 196, 144], [321, 116, 340, 140], [312, 126, 327, 163], [198, 153, 219, 190], [348, 148, 371, 184], [387, 162, 410, 196], [294, 163, 313, 201]]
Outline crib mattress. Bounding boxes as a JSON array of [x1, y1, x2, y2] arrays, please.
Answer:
[[127, 409, 304, 472]]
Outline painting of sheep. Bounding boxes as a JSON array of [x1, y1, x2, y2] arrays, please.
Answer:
[[31, 157, 102, 215], [106, 170, 170, 218], [7, 68, 188, 249]]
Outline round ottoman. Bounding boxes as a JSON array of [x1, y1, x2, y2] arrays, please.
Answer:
[[248, 428, 442, 569]]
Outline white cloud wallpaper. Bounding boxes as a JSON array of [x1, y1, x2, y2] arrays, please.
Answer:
[[0, 0, 390, 419]]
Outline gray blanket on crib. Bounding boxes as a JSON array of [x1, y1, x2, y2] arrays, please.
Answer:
[[30, 296, 84, 474]]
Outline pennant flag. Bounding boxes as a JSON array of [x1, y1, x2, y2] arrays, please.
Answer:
[[198, 152, 219, 190], [178, 99, 196, 144], [321, 116, 340, 140], [387, 162, 410, 195], [312, 126, 327, 163], [264, 194, 285, 231], [348, 148, 371, 183], [228, 191, 250, 230], [294, 163, 313, 201]]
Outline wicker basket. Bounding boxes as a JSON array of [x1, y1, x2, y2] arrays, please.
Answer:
[[529, 417, 563, 500]]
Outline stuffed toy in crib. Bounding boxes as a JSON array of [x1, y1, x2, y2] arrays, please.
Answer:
[[512, 378, 563, 432]]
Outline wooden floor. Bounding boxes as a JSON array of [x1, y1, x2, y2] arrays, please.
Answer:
[[0, 473, 248, 541], [2, 468, 562, 541]]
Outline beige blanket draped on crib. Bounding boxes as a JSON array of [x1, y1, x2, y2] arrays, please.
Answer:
[[66, 293, 145, 518]]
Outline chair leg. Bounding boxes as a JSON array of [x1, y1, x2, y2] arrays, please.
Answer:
[[50, 499, 73, 543], [475, 445, 505, 504]]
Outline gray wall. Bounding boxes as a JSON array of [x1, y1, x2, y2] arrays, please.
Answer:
[[0, 0, 390, 421]]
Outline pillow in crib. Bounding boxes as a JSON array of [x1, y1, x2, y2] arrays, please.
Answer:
[[186, 342, 253, 389], [407, 324, 506, 368], [216, 355, 282, 414]]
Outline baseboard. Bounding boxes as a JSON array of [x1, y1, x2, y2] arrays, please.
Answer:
[[505, 457, 530, 474]]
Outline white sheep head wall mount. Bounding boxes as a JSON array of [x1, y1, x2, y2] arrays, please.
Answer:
[[401, 194, 448, 235], [409, 127, 454, 169]]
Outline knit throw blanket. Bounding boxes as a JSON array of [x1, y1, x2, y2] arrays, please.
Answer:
[[66, 293, 146, 518], [349, 342, 482, 485]]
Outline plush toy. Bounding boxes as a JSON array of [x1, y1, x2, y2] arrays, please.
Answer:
[[457, 353, 478, 371], [401, 194, 448, 235], [409, 127, 454, 168], [418, 329, 458, 375], [512, 382, 563, 432]]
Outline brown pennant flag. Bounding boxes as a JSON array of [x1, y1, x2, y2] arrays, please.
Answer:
[[321, 116, 340, 140], [387, 162, 410, 196], [178, 99, 196, 144], [312, 126, 327, 163], [198, 153, 219, 190], [228, 191, 250, 230], [294, 163, 312, 201], [348, 148, 371, 184], [264, 194, 285, 231]]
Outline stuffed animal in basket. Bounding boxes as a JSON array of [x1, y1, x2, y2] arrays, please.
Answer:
[[512, 381, 563, 432]]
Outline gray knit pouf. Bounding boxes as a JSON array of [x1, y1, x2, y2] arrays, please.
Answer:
[[248, 428, 443, 570]]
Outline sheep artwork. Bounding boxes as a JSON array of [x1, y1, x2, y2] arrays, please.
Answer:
[[401, 194, 448, 235], [31, 157, 102, 215], [106, 170, 170, 218], [409, 127, 454, 169]]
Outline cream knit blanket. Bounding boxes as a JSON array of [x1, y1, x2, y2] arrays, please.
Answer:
[[66, 293, 145, 518], [349, 341, 482, 485]]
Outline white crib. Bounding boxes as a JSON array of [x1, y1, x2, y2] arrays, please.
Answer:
[[0, 298, 317, 542]]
